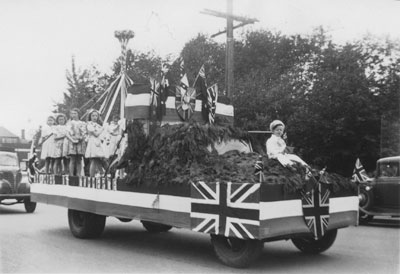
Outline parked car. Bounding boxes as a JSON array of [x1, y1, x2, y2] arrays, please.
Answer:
[[359, 156, 400, 223], [0, 146, 36, 213]]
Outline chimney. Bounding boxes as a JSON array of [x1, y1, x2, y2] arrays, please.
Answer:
[[21, 129, 25, 140]]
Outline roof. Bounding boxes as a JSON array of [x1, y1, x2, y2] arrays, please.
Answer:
[[378, 156, 400, 163], [0, 126, 18, 138]]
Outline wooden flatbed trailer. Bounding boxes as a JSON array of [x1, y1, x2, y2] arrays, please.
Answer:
[[31, 173, 358, 268]]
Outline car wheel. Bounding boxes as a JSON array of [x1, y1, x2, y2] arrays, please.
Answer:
[[24, 198, 37, 213], [359, 188, 374, 224], [291, 229, 337, 254], [68, 209, 106, 239], [210, 234, 263, 268]]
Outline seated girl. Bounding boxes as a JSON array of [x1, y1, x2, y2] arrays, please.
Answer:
[[266, 120, 308, 168]]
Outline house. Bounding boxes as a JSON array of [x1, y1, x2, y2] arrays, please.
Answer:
[[0, 126, 32, 161], [0, 126, 20, 144]]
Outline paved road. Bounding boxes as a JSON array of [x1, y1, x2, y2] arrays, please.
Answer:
[[1, 204, 399, 273]]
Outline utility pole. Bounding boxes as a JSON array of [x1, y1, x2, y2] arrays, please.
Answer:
[[201, 0, 258, 100]]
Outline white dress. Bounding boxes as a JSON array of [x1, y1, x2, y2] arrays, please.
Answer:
[[103, 121, 123, 158], [85, 121, 105, 158], [53, 124, 68, 158], [40, 125, 55, 160], [266, 134, 307, 167]]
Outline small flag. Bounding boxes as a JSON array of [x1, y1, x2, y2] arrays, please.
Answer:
[[254, 157, 265, 183], [193, 64, 208, 122], [178, 58, 189, 92], [206, 84, 218, 124], [159, 62, 171, 117], [175, 59, 196, 121], [351, 158, 370, 183], [149, 78, 160, 108]]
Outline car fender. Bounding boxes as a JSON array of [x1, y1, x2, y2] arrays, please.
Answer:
[[0, 179, 12, 195]]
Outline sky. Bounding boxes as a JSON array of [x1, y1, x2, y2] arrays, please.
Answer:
[[0, 0, 399, 138]]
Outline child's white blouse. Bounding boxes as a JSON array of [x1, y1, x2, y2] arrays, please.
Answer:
[[266, 134, 286, 159]]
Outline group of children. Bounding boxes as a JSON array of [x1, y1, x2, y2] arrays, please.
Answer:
[[39, 108, 124, 177], [38, 109, 304, 177]]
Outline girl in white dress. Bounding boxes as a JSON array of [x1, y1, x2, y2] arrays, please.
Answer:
[[65, 108, 87, 176], [266, 120, 308, 168], [52, 113, 68, 175], [40, 115, 56, 174], [85, 109, 105, 176], [104, 114, 123, 159]]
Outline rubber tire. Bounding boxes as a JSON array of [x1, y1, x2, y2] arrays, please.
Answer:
[[141, 221, 172, 233], [24, 198, 37, 213], [210, 235, 263, 268], [359, 188, 374, 224], [292, 229, 338, 254], [68, 209, 106, 239]]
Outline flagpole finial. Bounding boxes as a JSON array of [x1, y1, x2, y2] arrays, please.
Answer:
[[114, 30, 135, 74]]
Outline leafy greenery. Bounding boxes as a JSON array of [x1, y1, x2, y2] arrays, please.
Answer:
[[118, 121, 355, 194], [56, 27, 399, 177], [54, 56, 109, 116]]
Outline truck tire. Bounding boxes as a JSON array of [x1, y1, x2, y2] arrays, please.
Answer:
[[210, 234, 263, 268], [68, 209, 106, 239], [24, 197, 37, 213], [291, 229, 337, 254], [141, 221, 172, 233]]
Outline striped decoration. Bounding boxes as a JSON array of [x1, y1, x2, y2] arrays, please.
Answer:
[[125, 83, 151, 120], [31, 176, 358, 240], [215, 102, 234, 124]]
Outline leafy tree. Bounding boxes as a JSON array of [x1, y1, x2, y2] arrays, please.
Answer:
[[54, 56, 109, 117], [180, 28, 399, 175], [180, 34, 225, 87]]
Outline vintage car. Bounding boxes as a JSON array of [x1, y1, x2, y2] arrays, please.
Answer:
[[358, 156, 400, 223], [0, 147, 36, 213]]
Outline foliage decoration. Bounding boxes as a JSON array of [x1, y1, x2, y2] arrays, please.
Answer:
[[119, 121, 356, 194]]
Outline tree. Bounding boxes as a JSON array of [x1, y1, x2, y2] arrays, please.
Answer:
[[54, 56, 109, 116]]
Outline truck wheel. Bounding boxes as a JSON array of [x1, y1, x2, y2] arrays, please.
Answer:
[[292, 229, 337, 254], [210, 234, 263, 268], [24, 198, 37, 213], [141, 221, 172, 233], [68, 209, 106, 239]]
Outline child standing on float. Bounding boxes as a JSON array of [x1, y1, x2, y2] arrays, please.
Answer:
[[104, 114, 123, 160], [266, 120, 308, 168], [65, 108, 87, 176], [40, 115, 56, 174], [52, 113, 68, 175], [85, 109, 105, 177]]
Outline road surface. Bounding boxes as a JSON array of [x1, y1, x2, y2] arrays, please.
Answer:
[[1, 204, 399, 273]]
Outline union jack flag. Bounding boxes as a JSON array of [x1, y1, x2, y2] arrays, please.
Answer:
[[149, 78, 160, 107], [351, 158, 370, 183], [301, 183, 330, 240], [190, 181, 260, 239], [206, 84, 218, 124], [254, 156, 264, 183], [178, 58, 189, 92]]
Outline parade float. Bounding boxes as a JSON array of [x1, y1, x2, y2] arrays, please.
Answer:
[[30, 30, 359, 268]]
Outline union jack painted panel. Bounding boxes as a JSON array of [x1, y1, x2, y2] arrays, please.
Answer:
[[301, 183, 330, 239], [190, 181, 260, 239]]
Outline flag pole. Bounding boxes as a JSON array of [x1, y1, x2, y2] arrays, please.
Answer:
[[114, 30, 134, 120], [193, 64, 205, 87]]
